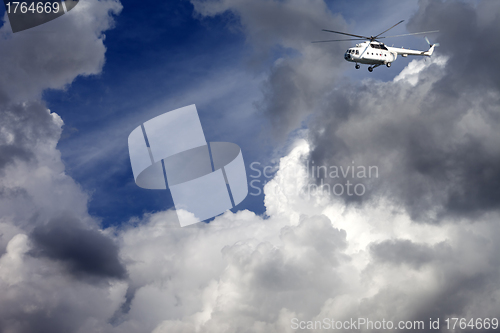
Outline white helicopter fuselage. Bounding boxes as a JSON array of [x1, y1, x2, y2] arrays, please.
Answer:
[[344, 41, 435, 68]]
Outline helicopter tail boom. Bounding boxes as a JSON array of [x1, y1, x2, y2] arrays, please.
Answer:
[[388, 39, 439, 57]]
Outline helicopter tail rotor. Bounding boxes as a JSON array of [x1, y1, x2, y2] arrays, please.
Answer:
[[423, 36, 439, 57], [425, 36, 440, 48]]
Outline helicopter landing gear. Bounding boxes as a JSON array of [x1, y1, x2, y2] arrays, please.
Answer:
[[368, 64, 381, 72], [386, 62, 391, 68], [355, 64, 360, 69]]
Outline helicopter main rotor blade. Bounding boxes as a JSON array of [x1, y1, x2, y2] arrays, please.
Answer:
[[378, 30, 439, 39], [312, 38, 366, 43], [374, 20, 405, 39], [321, 29, 370, 40]]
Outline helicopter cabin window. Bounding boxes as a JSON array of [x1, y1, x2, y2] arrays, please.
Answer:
[[356, 50, 359, 55], [370, 44, 388, 50]]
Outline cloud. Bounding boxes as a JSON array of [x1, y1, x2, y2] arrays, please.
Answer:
[[0, 0, 126, 331], [0, 0, 122, 231], [2, 0, 500, 332], [0, 101, 61, 172], [393, 56, 447, 85], [0, 0, 122, 104], [370, 238, 442, 268], [302, 0, 500, 220], [30, 214, 126, 280], [3, 119, 500, 332], [108, 139, 500, 332], [193, 0, 500, 220], [0, 233, 127, 333], [407, 0, 500, 92]]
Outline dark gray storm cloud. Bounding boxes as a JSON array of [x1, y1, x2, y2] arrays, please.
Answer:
[[30, 215, 127, 280], [301, 0, 500, 221], [408, 0, 500, 92]]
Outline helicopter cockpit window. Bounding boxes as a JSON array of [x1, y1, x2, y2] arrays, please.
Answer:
[[380, 44, 388, 50], [356, 50, 359, 55]]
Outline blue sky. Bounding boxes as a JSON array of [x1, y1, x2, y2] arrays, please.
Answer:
[[43, 1, 265, 226], [41, 0, 430, 227]]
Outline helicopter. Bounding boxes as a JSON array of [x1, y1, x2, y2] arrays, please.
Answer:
[[313, 20, 439, 72]]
